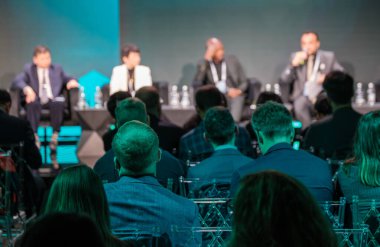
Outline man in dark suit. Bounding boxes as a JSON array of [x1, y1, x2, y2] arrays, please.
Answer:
[[11, 45, 79, 153], [104, 121, 201, 245], [0, 89, 44, 217], [102, 91, 131, 151], [135, 86, 184, 155], [280, 32, 344, 128], [94, 98, 185, 193], [187, 106, 254, 192], [303, 71, 361, 159], [179, 85, 254, 162], [193, 37, 248, 122], [230, 101, 332, 201]]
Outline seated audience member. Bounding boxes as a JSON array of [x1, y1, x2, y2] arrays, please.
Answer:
[[135, 86, 184, 155], [230, 102, 333, 201], [303, 71, 361, 159], [102, 91, 131, 151], [11, 45, 79, 155], [301, 91, 332, 137], [314, 91, 333, 120], [110, 44, 152, 95], [0, 89, 44, 218], [187, 106, 254, 191], [105, 121, 201, 245], [228, 171, 337, 247], [179, 85, 253, 162], [338, 111, 380, 203], [42, 165, 128, 247], [94, 98, 184, 193], [18, 212, 106, 247], [245, 91, 283, 142]]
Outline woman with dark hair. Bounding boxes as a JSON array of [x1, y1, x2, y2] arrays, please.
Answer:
[[43, 165, 129, 247], [228, 171, 337, 247], [338, 111, 380, 202]]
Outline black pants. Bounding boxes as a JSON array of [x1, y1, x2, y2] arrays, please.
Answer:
[[25, 99, 65, 133]]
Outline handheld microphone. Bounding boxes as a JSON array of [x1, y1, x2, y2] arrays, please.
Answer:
[[299, 48, 308, 65]]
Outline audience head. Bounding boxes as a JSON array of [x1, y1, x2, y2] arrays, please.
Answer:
[[195, 85, 226, 118], [300, 31, 320, 56], [135, 86, 161, 119], [206, 37, 224, 62], [115, 98, 148, 128], [19, 212, 105, 247], [204, 106, 236, 147], [314, 91, 332, 120], [256, 91, 283, 105], [43, 165, 112, 245], [323, 71, 354, 106], [33, 45, 51, 69], [229, 171, 337, 247], [354, 111, 380, 186], [112, 121, 160, 176], [107, 91, 132, 119], [121, 44, 141, 69], [251, 101, 294, 154], [0, 89, 11, 113]]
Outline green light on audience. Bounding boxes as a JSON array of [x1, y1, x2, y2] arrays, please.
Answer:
[[292, 121, 302, 129]]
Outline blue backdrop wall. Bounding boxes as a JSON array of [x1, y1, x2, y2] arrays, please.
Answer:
[[0, 0, 119, 89]]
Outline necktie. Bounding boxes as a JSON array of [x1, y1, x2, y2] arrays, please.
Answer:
[[307, 55, 314, 81], [40, 69, 49, 104]]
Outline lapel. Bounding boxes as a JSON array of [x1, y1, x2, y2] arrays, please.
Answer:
[[30, 64, 40, 93], [206, 62, 216, 84]]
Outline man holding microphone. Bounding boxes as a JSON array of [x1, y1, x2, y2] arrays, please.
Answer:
[[280, 31, 344, 128]]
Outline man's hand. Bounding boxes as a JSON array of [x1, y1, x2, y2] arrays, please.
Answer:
[[204, 44, 216, 61], [317, 73, 326, 84], [66, 80, 79, 90], [291, 51, 308, 67], [23, 86, 36, 104], [227, 88, 242, 98]]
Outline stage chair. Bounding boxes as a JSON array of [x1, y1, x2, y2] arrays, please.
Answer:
[[320, 197, 346, 229], [171, 226, 231, 247], [9, 87, 79, 125], [352, 196, 380, 247]]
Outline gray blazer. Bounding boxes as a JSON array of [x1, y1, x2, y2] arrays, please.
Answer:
[[104, 176, 201, 246], [193, 55, 248, 92], [280, 50, 343, 101]]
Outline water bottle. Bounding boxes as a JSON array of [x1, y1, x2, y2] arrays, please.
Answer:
[[77, 86, 87, 109], [169, 85, 180, 107], [94, 86, 103, 109], [274, 83, 281, 96], [180, 85, 191, 107], [265, 83, 272, 92], [354, 82, 365, 105], [367, 82, 376, 106]]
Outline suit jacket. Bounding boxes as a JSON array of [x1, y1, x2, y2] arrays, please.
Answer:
[[109, 64, 152, 95], [104, 176, 201, 246], [230, 143, 333, 201], [179, 121, 254, 162], [12, 63, 74, 99], [280, 50, 343, 101], [93, 148, 185, 194], [187, 148, 254, 191], [303, 107, 362, 159], [0, 110, 42, 169], [149, 114, 184, 155], [193, 55, 248, 92]]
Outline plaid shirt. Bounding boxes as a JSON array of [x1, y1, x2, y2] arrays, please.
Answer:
[[179, 121, 254, 162]]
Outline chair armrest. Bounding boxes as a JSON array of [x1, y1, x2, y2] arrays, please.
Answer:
[[9, 88, 21, 117], [67, 87, 79, 123]]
